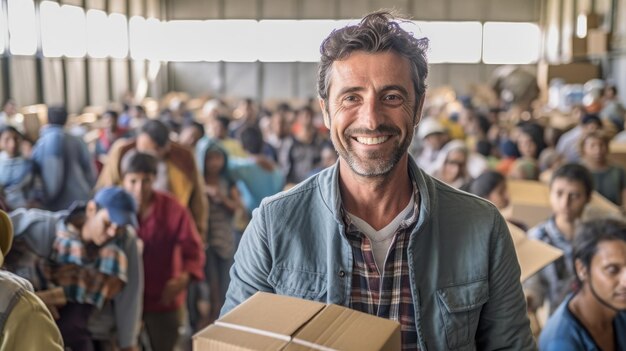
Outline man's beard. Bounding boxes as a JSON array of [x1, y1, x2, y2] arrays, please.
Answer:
[[332, 124, 412, 178]]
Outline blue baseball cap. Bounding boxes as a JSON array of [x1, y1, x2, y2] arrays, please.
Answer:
[[93, 187, 138, 228]]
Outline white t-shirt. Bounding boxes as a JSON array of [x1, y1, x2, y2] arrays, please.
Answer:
[[347, 194, 415, 273]]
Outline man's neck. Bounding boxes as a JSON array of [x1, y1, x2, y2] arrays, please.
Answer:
[[555, 215, 578, 241], [570, 290, 616, 334], [583, 158, 607, 171], [139, 193, 156, 220], [338, 158, 413, 231]]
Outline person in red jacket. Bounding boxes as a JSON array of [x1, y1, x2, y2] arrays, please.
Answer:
[[121, 152, 205, 351]]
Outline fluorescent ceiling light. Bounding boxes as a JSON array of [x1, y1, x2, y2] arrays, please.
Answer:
[[8, 0, 37, 55], [483, 22, 540, 64], [108, 13, 128, 58], [420, 21, 483, 63], [86, 9, 108, 58], [0, 4, 5, 54], [204, 20, 259, 62]]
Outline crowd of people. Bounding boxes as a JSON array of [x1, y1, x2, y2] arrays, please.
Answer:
[[0, 10, 625, 351]]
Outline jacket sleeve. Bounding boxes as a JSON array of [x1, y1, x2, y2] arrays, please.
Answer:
[[220, 204, 274, 316], [475, 211, 536, 350], [9, 208, 60, 258], [177, 208, 205, 281], [1, 290, 65, 351], [33, 135, 65, 203], [113, 229, 143, 349]]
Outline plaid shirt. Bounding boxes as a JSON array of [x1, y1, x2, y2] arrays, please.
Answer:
[[344, 186, 420, 351], [46, 229, 128, 309]]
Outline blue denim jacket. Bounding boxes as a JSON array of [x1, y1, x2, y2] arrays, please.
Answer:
[[222, 158, 535, 350], [33, 125, 95, 211]]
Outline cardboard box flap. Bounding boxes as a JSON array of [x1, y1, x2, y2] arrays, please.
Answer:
[[503, 180, 552, 228], [288, 304, 401, 351], [507, 222, 564, 282], [220, 292, 326, 338], [506, 180, 549, 205], [194, 325, 288, 351]]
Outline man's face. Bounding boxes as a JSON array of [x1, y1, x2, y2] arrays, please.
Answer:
[[517, 133, 537, 159], [3, 102, 16, 115], [582, 137, 607, 163], [209, 119, 226, 139], [179, 127, 202, 148], [0, 130, 19, 157], [425, 133, 447, 151], [441, 150, 467, 183], [581, 240, 626, 310], [549, 178, 589, 221], [204, 151, 226, 177], [122, 172, 155, 210], [270, 112, 289, 138], [83, 204, 123, 246], [103, 113, 117, 131], [297, 110, 314, 130], [136, 133, 165, 159], [320, 51, 422, 178]]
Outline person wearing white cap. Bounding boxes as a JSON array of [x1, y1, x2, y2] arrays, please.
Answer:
[[6, 186, 143, 351], [414, 117, 450, 175], [0, 210, 64, 350]]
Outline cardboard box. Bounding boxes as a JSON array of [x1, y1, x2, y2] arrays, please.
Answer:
[[572, 36, 587, 57], [502, 179, 552, 228], [507, 222, 563, 282], [609, 142, 626, 170], [587, 29, 610, 55], [194, 292, 401, 351], [503, 179, 622, 228], [537, 62, 600, 90]]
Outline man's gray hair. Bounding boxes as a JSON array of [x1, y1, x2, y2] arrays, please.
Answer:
[[317, 11, 429, 110]]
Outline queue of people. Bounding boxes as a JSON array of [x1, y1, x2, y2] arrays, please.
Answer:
[[0, 9, 625, 351]]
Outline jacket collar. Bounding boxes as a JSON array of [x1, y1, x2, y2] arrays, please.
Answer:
[[40, 124, 64, 136], [317, 155, 434, 229]]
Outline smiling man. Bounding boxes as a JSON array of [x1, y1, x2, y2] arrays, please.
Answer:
[[222, 11, 534, 350]]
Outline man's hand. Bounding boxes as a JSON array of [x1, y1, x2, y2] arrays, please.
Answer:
[[160, 273, 190, 306]]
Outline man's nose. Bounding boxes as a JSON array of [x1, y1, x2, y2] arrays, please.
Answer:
[[359, 97, 383, 131], [620, 269, 626, 287]]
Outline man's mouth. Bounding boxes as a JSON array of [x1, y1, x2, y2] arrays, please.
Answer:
[[353, 136, 390, 145]]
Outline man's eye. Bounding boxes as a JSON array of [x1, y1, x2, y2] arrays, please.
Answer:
[[605, 265, 619, 275], [383, 94, 404, 104]]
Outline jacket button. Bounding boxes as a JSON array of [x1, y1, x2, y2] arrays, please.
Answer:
[[338, 270, 345, 277]]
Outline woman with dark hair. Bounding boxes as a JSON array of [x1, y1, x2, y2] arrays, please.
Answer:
[[469, 171, 508, 209], [539, 218, 626, 350], [516, 122, 546, 161], [468, 170, 527, 230]]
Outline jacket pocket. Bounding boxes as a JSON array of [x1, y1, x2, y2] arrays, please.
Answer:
[[436, 279, 489, 350], [268, 267, 327, 301]]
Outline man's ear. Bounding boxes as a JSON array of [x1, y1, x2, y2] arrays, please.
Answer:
[[320, 98, 330, 129], [414, 94, 426, 127], [575, 259, 588, 281]]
